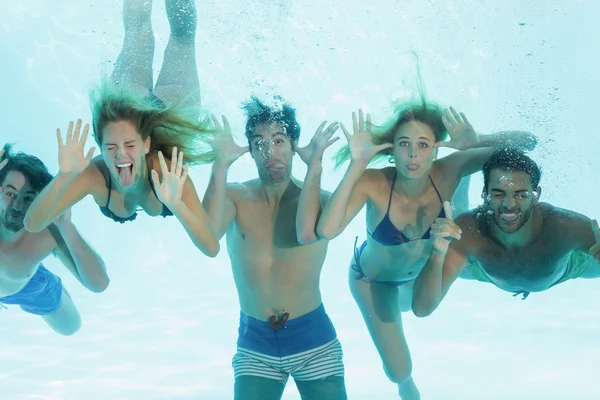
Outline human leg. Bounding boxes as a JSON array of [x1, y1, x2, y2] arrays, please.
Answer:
[[110, 0, 156, 94], [152, 0, 201, 109], [349, 268, 420, 399], [41, 287, 81, 336]]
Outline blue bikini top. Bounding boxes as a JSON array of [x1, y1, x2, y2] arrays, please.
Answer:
[[99, 169, 173, 224], [368, 171, 445, 246]]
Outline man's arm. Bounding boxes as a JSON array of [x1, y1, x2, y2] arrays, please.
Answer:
[[296, 158, 330, 245], [201, 115, 246, 240], [412, 213, 472, 317], [436, 114, 538, 182], [477, 130, 538, 151], [554, 207, 600, 268], [49, 212, 109, 293]]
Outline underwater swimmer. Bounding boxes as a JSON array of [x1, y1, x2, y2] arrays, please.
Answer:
[[413, 148, 600, 316], [298, 103, 537, 399], [23, 0, 219, 257], [0, 145, 109, 335], [202, 96, 348, 399]]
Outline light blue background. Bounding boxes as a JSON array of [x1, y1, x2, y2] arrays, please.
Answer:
[[1, 1, 598, 399]]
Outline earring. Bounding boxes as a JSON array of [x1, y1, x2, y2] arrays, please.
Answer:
[[388, 156, 395, 164]]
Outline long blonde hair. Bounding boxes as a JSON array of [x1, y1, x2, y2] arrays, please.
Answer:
[[334, 58, 449, 168], [90, 80, 215, 165]]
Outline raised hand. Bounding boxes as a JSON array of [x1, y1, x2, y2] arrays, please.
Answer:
[[589, 219, 600, 262], [151, 147, 188, 208], [56, 120, 96, 175], [296, 120, 340, 166], [209, 114, 248, 167], [436, 107, 479, 150], [429, 201, 462, 253], [340, 109, 393, 165]]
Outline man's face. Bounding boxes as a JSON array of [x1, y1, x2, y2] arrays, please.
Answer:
[[0, 170, 36, 232], [483, 168, 539, 234], [249, 122, 295, 184]]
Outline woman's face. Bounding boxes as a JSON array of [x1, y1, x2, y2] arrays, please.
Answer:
[[101, 120, 150, 188], [391, 120, 438, 179]]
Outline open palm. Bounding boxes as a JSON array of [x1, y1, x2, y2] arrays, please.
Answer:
[[296, 120, 340, 165], [151, 147, 188, 208], [341, 109, 392, 164], [209, 114, 248, 167], [437, 107, 479, 150], [57, 119, 96, 175]]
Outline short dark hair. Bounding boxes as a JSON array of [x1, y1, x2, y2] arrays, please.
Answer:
[[0, 143, 53, 193], [241, 95, 301, 151], [483, 148, 541, 191]]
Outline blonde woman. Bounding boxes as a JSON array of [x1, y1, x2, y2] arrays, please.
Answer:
[[24, 0, 219, 256], [297, 97, 537, 398]]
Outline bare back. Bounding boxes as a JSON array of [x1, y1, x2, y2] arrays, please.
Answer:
[[226, 180, 329, 321], [457, 203, 590, 292], [0, 229, 57, 297]]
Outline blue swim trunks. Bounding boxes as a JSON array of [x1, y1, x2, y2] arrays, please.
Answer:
[[0, 264, 63, 315], [232, 303, 345, 383]]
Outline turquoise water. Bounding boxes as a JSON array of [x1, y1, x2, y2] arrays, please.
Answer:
[[1, 0, 599, 399]]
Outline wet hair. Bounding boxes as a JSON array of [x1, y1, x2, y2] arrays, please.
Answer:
[[334, 59, 448, 168], [483, 148, 542, 192], [0, 143, 53, 193], [90, 79, 215, 166], [241, 95, 301, 151]]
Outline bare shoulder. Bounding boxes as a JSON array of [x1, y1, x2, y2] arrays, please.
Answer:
[[226, 179, 256, 203], [364, 166, 392, 181], [361, 166, 394, 191], [453, 209, 484, 252], [80, 158, 106, 194], [539, 203, 596, 250], [541, 203, 592, 229], [455, 209, 480, 237]]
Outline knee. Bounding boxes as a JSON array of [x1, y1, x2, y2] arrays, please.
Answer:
[[89, 276, 110, 294], [57, 318, 81, 336], [383, 361, 413, 385]]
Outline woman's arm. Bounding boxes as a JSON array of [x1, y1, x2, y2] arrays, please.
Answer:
[[25, 120, 98, 232], [151, 149, 220, 258], [175, 176, 221, 257], [25, 168, 98, 232], [316, 110, 392, 239], [316, 162, 371, 240]]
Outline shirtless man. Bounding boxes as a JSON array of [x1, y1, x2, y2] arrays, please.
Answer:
[[0, 145, 110, 335], [203, 96, 347, 400], [412, 148, 600, 317]]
